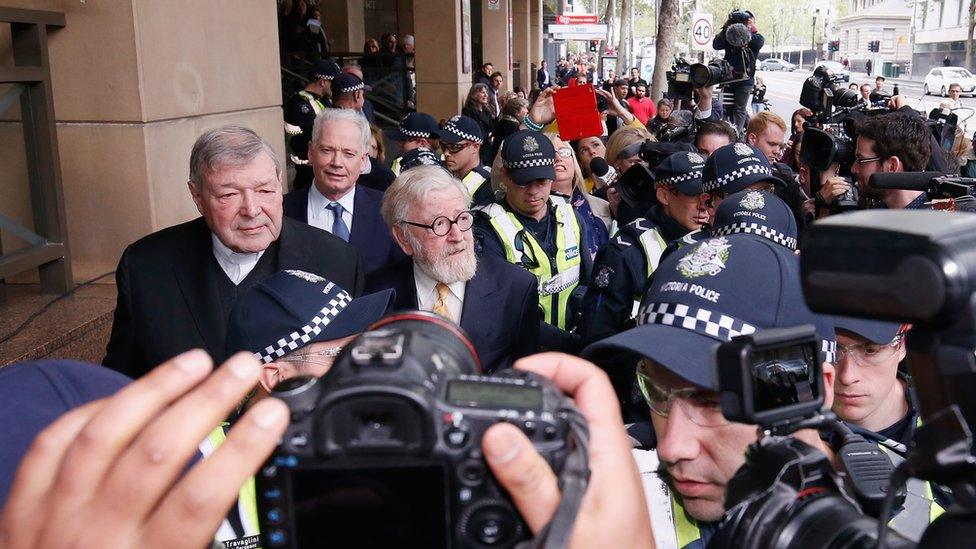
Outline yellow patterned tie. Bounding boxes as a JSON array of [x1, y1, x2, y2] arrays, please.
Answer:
[[433, 282, 452, 321]]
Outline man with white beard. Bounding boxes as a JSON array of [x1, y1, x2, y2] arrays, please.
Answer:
[[367, 165, 540, 372]]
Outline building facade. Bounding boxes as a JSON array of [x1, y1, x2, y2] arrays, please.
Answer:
[[837, 0, 912, 74]]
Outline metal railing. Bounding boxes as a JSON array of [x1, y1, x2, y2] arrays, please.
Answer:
[[281, 50, 416, 126], [0, 7, 72, 294]]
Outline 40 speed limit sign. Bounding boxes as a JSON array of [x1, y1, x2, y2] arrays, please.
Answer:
[[691, 14, 713, 51]]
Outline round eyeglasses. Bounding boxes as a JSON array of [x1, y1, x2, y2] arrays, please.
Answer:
[[401, 210, 475, 236]]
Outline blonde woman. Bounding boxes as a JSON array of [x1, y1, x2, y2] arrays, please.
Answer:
[[545, 132, 610, 258]]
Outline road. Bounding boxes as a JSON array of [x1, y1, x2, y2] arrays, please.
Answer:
[[749, 69, 966, 129]]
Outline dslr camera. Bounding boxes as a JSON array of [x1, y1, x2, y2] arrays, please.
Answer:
[[255, 311, 588, 548]]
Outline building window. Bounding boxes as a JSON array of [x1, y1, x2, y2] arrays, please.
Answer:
[[882, 28, 895, 49]]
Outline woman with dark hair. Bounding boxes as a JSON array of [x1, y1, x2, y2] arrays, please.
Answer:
[[463, 83, 495, 164], [489, 97, 529, 163], [782, 107, 813, 172]]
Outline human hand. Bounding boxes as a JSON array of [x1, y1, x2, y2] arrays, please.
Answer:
[[481, 353, 653, 549], [0, 350, 288, 549], [529, 87, 558, 126], [695, 85, 713, 113], [595, 88, 633, 124], [889, 94, 908, 110], [818, 176, 850, 206]]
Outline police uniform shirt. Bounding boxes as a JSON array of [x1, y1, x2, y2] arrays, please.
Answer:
[[413, 264, 465, 322], [307, 183, 355, 236], [579, 204, 690, 344], [474, 200, 591, 275]]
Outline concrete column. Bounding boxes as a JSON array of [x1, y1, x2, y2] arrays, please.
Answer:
[[481, 0, 512, 90], [0, 0, 284, 281], [512, 0, 531, 91], [322, 0, 366, 52], [414, 0, 468, 121], [530, 0, 543, 82]]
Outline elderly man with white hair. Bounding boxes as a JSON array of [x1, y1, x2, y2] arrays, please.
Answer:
[[366, 165, 539, 372], [284, 108, 404, 273]]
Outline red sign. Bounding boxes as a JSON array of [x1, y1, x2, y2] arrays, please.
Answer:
[[556, 14, 599, 25]]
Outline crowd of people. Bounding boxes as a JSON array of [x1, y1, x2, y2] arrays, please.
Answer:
[[3, 15, 976, 548]]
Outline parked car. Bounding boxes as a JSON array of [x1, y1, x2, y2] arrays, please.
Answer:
[[815, 61, 850, 82], [923, 67, 976, 97], [759, 58, 796, 72]]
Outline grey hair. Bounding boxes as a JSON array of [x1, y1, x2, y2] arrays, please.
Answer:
[[310, 108, 371, 155], [189, 125, 280, 187], [381, 165, 470, 227]]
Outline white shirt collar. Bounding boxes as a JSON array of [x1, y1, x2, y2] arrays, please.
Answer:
[[413, 262, 466, 321], [211, 233, 264, 285], [309, 183, 356, 214]]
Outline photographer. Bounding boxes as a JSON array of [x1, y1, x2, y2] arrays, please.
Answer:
[[831, 317, 948, 539], [584, 233, 836, 547], [0, 351, 655, 549], [712, 10, 764, 132], [818, 112, 932, 211], [579, 153, 709, 406]]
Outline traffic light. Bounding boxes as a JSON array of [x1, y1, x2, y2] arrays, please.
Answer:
[[867, 40, 880, 53], [589, 40, 598, 53]]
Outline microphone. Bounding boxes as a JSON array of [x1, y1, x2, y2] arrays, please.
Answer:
[[868, 171, 945, 191], [589, 157, 618, 188], [725, 23, 753, 48]]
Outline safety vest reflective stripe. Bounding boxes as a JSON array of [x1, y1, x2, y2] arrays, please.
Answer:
[[298, 91, 325, 115], [629, 222, 670, 317], [462, 169, 488, 197], [633, 448, 702, 549], [483, 197, 582, 329], [390, 156, 402, 176], [879, 443, 944, 541], [205, 425, 261, 543]]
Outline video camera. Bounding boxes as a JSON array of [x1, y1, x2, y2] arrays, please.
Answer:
[[255, 311, 590, 548], [710, 210, 976, 547], [666, 59, 695, 101], [611, 141, 697, 210], [709, 325, 912, 548]]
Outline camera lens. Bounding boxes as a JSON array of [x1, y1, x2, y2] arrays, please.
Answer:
[[690, 63, 718, 87]]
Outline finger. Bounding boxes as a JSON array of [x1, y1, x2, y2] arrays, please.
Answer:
[[482, 422, 560, 533], [44, 350, 213, 525], [142, 398, 289, 548], [0, 401, 103, 549], [92, 352, 262, 524]]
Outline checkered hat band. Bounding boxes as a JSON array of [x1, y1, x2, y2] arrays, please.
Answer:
[[445, 123, 482, 143], [255, 290, 353, 364], [339, 82, 365, 93], [504, 157, 555, 170], [702, 164, 772, 192], [712, 222, 797, 250], [400, 127, 433, 138], [638, 302, 757, 341], [314, 73, 335, 81], [823, 339, 837, 364], [661, 170, 703, 187]]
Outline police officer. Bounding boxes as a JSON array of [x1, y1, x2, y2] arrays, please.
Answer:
[[435, 115, 494, 207], [284, 58, 340, 190], [583, 233, 836, 548], [218, 270, 395, 548], [831, 317, 948, 540], [389, 112, 441, 175], [580, 151, 709, 347], [474, 130, 591, 352]]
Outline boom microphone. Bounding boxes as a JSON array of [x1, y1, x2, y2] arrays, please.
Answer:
[[725, 23, 753, 48], [868, 171, 946, 191], [589, 157, 618, 188]]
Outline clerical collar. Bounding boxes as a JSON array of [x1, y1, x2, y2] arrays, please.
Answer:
[[211, 233, 265, 285]]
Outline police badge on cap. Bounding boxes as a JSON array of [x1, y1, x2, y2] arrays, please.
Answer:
[[501, 130, 556, 186]]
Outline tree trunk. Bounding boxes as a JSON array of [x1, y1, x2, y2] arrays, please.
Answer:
[[968, 0, 975, 71], [603, 0, 617, 51], [615, 0, 632, 76], [651, 0, 680, 101]]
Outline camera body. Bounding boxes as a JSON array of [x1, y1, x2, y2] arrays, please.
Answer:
[[666, 60, 694, 101], [256, 313, 577, 549], [728, 9, 752, 25]]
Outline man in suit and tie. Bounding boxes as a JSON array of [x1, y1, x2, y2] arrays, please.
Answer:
[[103, 125, 363, 379], [283, 108, 404, 274], [537, 60, 551, 89], [367, 165, 539, 372]]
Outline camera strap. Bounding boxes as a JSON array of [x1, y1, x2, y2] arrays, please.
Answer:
[[517, 404, 591, 549]]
